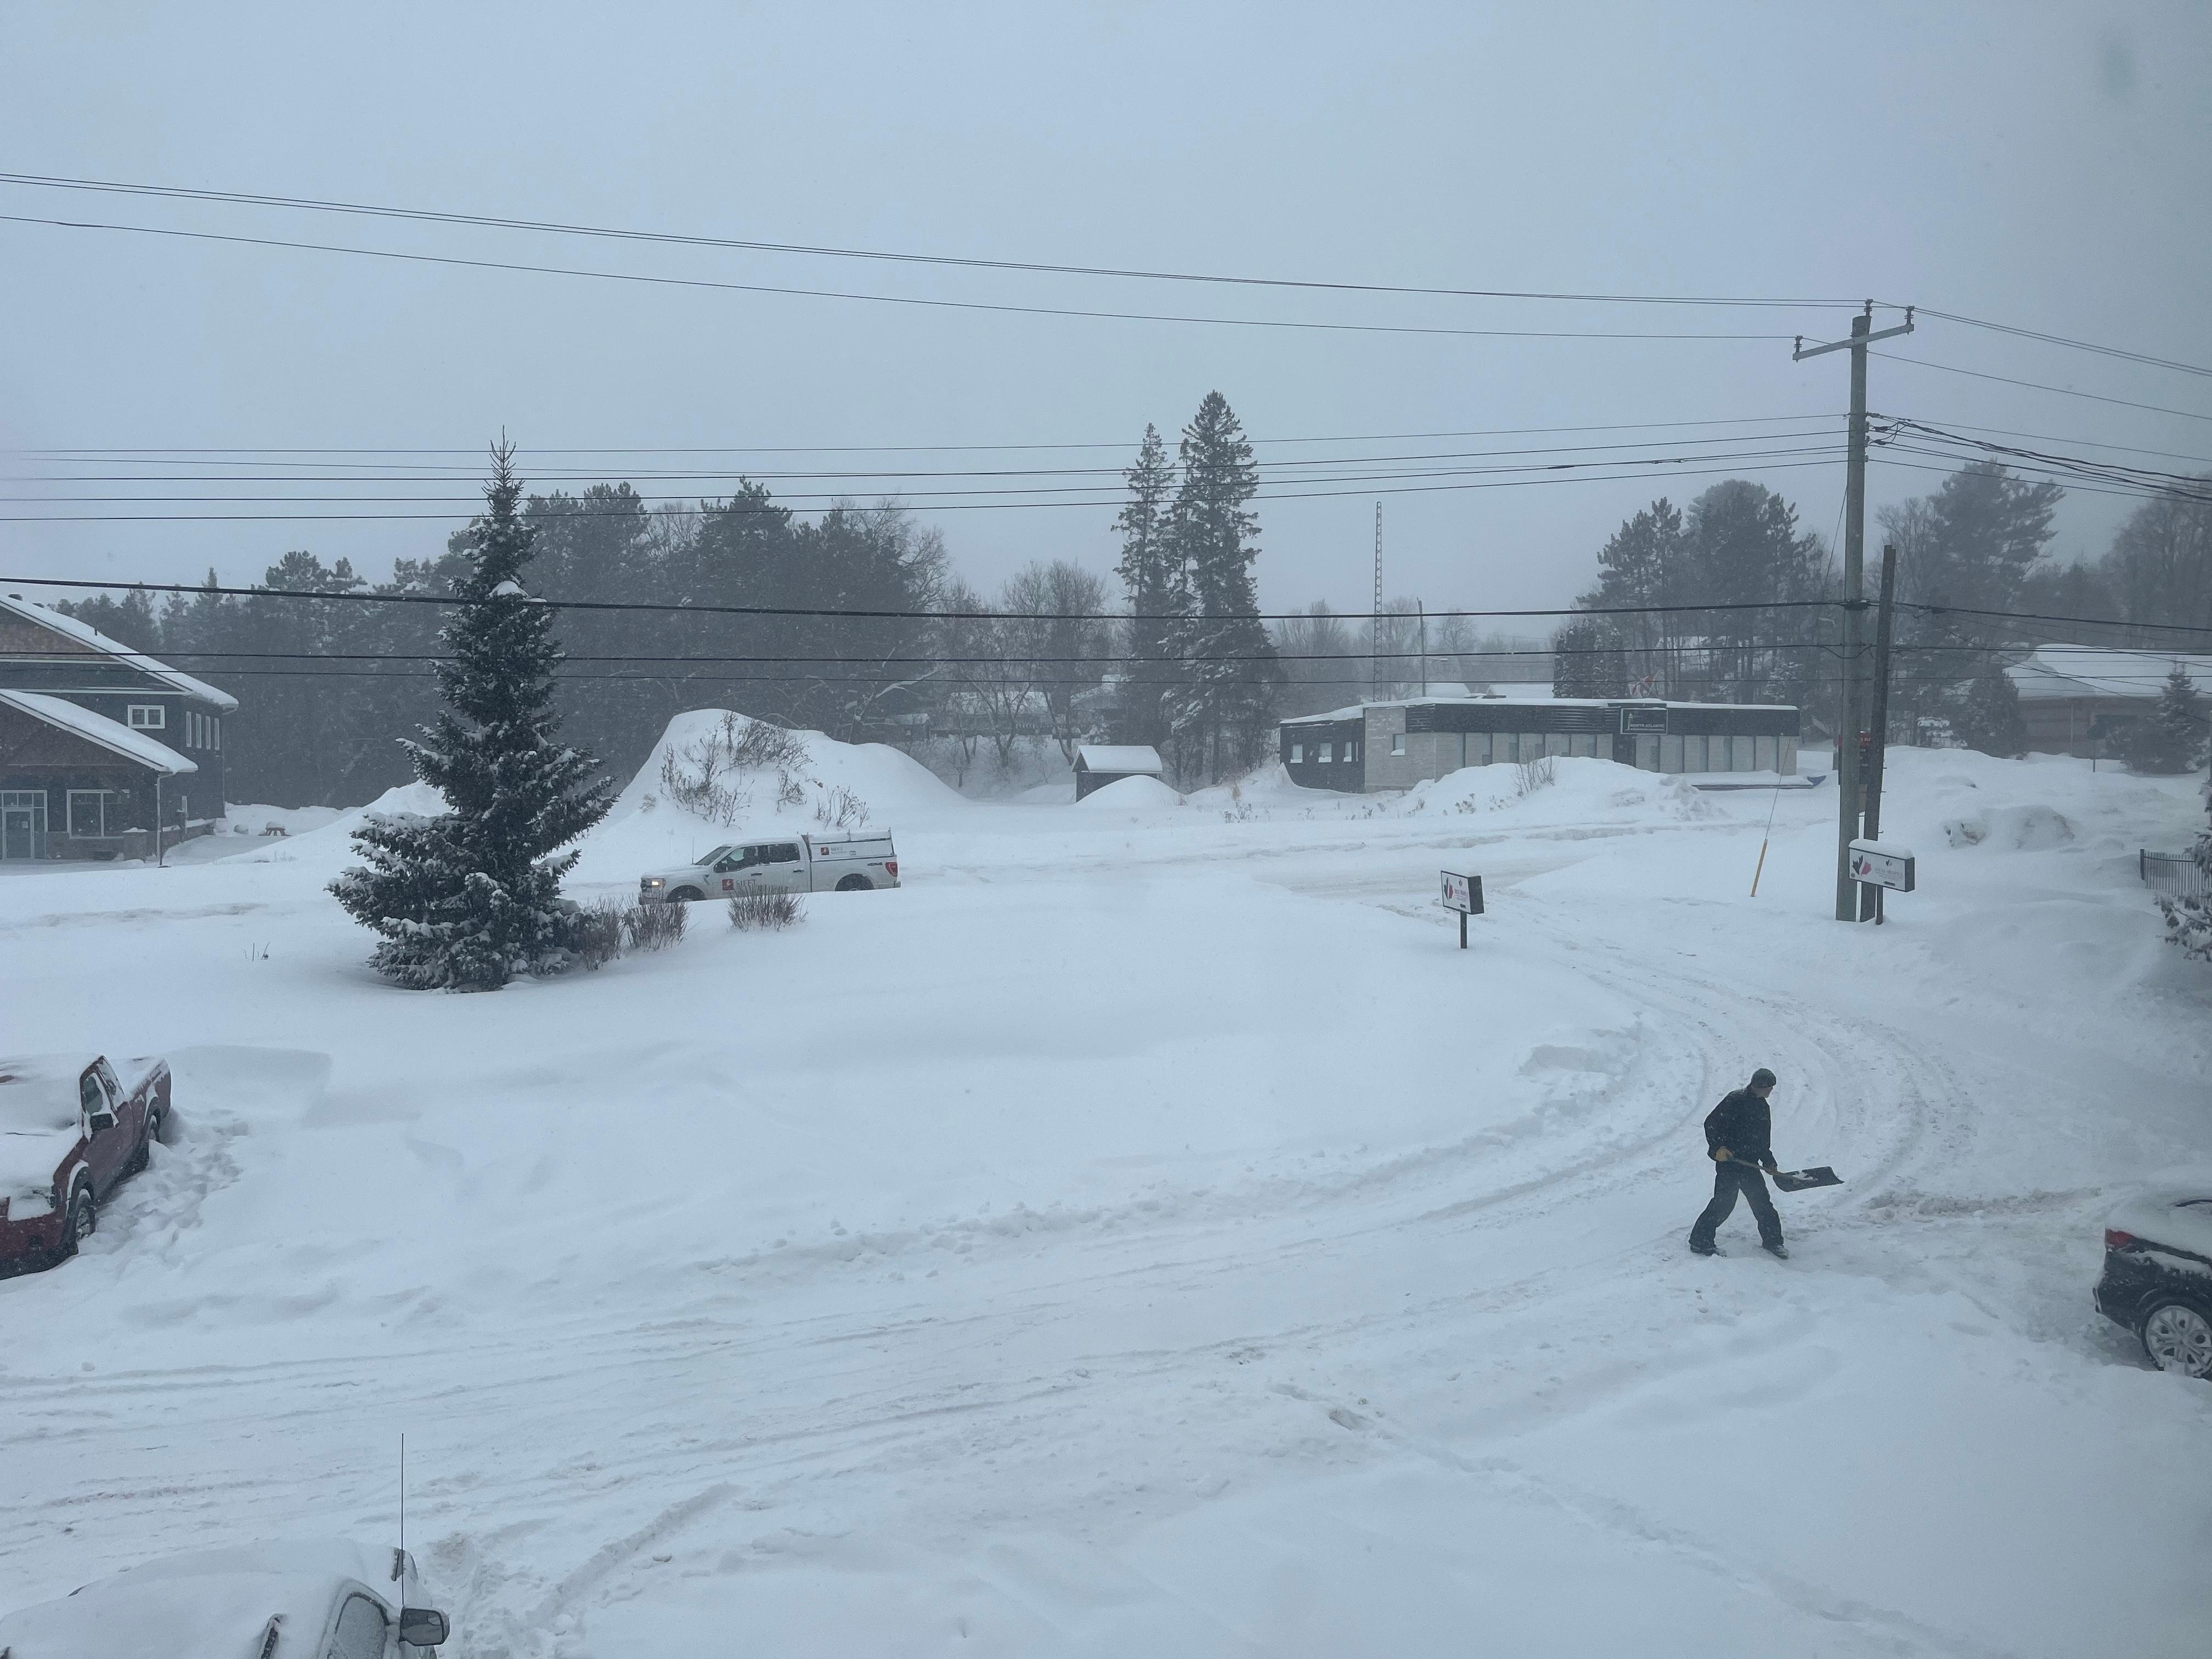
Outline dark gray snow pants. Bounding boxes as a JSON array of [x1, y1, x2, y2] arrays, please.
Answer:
[[1689, 1161, 1783, 1250]]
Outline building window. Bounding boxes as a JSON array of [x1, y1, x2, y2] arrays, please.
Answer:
[[1347, 740, 1361, 763], [213, 716, 221, 752], [1661, 734, 1684, 772], [1731, 736, 1754, 772], [1569, 733, 1597, 759], [1391, 733, 1406, 757], [66, 789, 119, 837], [127, 704, 165, 730], [1754, 735, 1777, 773], [1318, 742, 1333, 764], [1289, 743, 1305, 763], [1471, 732, 1492, 766]]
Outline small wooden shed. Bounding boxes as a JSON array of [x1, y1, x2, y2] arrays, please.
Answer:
[[1072, 744, 1165, 800]]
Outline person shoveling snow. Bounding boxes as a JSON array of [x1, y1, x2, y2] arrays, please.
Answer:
[[1689, 1067, 1793, 1259]]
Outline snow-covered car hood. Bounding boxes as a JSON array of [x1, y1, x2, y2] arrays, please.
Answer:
[[2108, 1188, 2212, 1261], [0, 1539, 419, 1659], [0, 1056, 85, 1203]]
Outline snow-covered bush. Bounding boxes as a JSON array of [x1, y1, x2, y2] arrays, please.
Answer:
[[658, 713, 815, 825], [574, 899, 626, 971], [626, 901, 687, 952], [727, 891, 804, 932], [1516, 755, 1557, 796]]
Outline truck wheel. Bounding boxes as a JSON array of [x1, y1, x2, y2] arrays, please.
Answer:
[[672, 887, 706, 904], [835, 874, 872, 892], [2142, 1301, 2212, 1379], [58, 1187, 94, 1260], [126, 1127, 153, 1175]]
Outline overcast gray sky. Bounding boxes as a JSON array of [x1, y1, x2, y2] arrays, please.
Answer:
[[4, 2, 2208, 619]]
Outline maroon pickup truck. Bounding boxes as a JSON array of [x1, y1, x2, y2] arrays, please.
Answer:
[[0, 1054, 170, 1274]]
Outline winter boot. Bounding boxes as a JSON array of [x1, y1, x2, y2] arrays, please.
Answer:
[[1762, 1241, 1790, 1260]]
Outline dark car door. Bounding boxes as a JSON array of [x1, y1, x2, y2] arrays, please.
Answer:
[[78, 1065, 130, 1195]]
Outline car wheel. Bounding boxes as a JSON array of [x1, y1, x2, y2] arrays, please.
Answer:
[[835, 874, 871, 891], [672, 887, 705, 904], [126, 1128, 151, 1175], [58, 1187, 94, 1260], [2142, 1301, 2212, 1379]]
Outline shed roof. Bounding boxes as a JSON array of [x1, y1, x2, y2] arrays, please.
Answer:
[[2006, 645, 2212, 703], [0, 591, 239, 711], [0, 687, 199, 775], [1279, 695, 1797, 727], [1074, 744, 1164, 774]]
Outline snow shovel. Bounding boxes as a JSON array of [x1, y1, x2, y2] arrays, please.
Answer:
[[1769, 1166, 1842, 1192]]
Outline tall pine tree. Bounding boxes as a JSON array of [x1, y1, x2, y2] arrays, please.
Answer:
[[331, 442, 614, 990], [1164, 393, 1278, 783], [1112, 424, 1181, 750]]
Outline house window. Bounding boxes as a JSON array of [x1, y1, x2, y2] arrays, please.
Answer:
[[213, 716, 221, 752], [127, 704, 165, 730], [1347, 740, 1361, 762], [1318, 742, 1334, 763], [1391, 733, 1406, 757], [67, 789, 119, 837], [1289, 743, 1305, 763]]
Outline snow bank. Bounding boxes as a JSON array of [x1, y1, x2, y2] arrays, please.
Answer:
[[1400, 757, 1720, 825], [1942, 803, 2076, 850], [1074, 774, 1185, 813]]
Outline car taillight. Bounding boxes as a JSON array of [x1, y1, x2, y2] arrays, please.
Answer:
[[886, 860, 898, 878], [2105, 1228, 2138, 1250]]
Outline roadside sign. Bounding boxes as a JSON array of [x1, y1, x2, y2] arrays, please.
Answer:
[[1848, 839, 1915, 893], [1440, 871, 1483, 949]]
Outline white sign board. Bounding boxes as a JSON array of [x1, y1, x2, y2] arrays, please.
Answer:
[[1439, 871, 1484, 915], [1848, 839, 1915, 893]]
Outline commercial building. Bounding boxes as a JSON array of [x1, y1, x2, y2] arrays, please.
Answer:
[[1279, 695, 1799, 794]]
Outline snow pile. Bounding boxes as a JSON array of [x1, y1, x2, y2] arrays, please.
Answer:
[[1400, 757, 1720, 824], [1074, 774, 1185, 814], [216, 803, 347, 839], [1942, 803, 2076, 850]]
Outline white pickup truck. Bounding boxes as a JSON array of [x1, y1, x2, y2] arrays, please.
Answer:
[[639, 831, 900, 904]]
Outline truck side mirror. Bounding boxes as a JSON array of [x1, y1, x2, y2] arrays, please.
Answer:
[[398, 1608, 450, 1647]]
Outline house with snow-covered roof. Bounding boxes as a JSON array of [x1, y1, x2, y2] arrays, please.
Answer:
[[0, 591, 237, 861], [2006, 644, 2212, 759]]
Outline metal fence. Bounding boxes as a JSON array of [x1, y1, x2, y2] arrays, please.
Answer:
[[2140, 849, 2210, 899]]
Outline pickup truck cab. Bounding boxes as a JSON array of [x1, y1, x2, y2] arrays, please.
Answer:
[[640, 831, 900, 904], [0, 1053, 170, 1274], [0, 1538, 450, 1658]]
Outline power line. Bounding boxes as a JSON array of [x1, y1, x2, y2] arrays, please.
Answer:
[[0, 574, 1845, 624], [1901, 306, 2212, 382], [1868, 351, 2212, 424], [14, 412, 1847, 459], [0, 170, 1874, 313], [0, 452, 1852, 522], [0, 212, 1804, 346], [5, 427, 1849, 485]]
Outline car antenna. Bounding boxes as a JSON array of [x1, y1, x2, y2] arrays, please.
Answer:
[[398, 1432, 407, 1577]]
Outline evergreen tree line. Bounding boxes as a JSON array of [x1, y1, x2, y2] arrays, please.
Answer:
[[57, 390, 1279, 803]]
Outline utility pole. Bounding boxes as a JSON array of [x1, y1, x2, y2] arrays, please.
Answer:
[[1372, 502, 1384, 702], [1862, 543, 1900, 922], [1794, 302, 1914, 920], [1417, 600, 1427, 695]]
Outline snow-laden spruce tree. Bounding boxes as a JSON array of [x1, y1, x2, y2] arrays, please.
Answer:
[[331, 442, 613, 990], [2163, 784, 2212, 961], [2123, 665, 2207, 775], [1953, 661, 2028, 758]]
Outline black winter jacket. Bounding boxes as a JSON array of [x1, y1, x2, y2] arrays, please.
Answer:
[[1702, 1088, 1774, 1168]]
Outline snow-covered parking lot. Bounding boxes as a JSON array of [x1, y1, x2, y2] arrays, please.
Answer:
[[3, 736, 2208, 1657]]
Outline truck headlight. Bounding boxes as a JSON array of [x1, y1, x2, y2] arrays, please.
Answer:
[[642, 877, 663, 888]]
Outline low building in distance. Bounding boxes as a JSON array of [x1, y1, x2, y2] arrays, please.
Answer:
[[0, 591, 237, 861], [2007, 645, 2212, 759], [1279, 693, 1799, 794], [1072, 743, 1167, 800]]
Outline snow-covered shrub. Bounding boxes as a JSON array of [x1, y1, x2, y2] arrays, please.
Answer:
[[727, 891, 804, 932], [625, 900, 687, 952], [2160, 784, 2212, 962], [1515, 755, 1557, 796], [658, 713, 816, 825], [574, 899, 627, 971]]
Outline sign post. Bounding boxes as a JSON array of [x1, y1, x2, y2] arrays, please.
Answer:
[[1847, 839, 1914, 923], [1439, 871, 1483, 948]]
